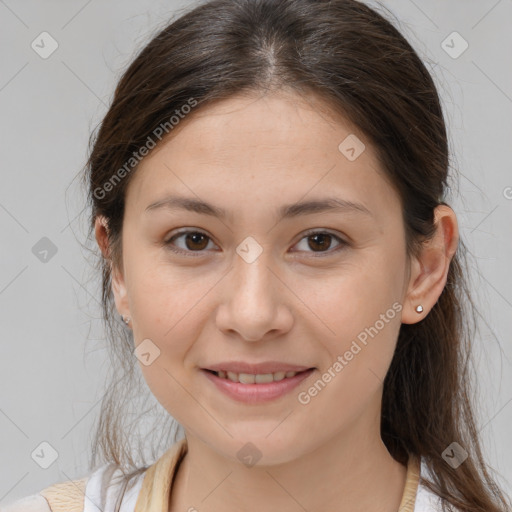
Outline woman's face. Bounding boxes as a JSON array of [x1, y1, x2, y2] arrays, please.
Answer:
[[108, 92, 415, 464]]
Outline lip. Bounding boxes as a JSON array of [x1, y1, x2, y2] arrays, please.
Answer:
[[201, 367, 315, 404], [202, 361, 313, 374]]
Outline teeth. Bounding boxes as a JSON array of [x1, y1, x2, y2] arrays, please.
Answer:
[[215, 370, 300, 383]]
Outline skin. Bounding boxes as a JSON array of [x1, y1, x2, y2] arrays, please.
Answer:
[[95, 91, 459, 512]]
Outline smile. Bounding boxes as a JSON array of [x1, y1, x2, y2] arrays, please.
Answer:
[[201, 368, 315, 404]]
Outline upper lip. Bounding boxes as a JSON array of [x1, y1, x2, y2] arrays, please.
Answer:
[[202, 361, 314, 374]]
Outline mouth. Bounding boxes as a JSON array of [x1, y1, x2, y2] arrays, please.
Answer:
[[201, 367, 316, 403], [203, 368, 312, 384]]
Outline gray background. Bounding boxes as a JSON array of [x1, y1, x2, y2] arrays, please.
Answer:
[[0, 0, 511, 504]]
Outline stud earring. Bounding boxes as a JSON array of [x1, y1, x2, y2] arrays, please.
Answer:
[[122, 314, 130, 325], [415, 305, 423, 314]]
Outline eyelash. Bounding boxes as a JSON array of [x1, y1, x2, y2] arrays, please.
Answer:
[[163, 228, 348, 258]]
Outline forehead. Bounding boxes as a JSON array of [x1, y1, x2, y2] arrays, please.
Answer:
[[126, 92, 400, 221]]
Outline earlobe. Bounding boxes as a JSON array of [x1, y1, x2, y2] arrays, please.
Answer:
[[111, 265, 130, 320], [401, 205, 459, 324]]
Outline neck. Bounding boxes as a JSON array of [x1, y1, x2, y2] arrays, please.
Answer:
[[168, 406, 408, 511]]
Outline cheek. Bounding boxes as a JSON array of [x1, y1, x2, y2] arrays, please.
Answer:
[[299, 286, 402, 429], [128, 264, 209, 415], [125, 270, 208, 399], [126, 250, 206, 329], [307, 251, 405, 371]]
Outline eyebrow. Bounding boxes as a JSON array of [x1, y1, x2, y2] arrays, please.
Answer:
[[144, 194, 373, 220]]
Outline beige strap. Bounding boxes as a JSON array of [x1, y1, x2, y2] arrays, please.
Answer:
[[38, 477, 88, 512], [134, 438, 188, 512], [398, 455, 421, 511]]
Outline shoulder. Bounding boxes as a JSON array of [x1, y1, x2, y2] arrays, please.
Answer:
[[1, 464, 146, 512], [0, 494, 52, 512], [414, 458, 444, 511]]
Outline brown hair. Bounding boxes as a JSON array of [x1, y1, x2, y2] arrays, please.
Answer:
[[80, 0, 511, 510]]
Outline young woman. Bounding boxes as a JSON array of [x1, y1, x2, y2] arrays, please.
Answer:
[[4, 0, 510, 511]]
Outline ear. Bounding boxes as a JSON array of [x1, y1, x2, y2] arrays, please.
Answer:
[[401, 205, 459, 324], [94, 215, 130, 318]]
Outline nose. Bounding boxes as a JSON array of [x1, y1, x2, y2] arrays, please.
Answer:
[[215, 249, 294, 342]]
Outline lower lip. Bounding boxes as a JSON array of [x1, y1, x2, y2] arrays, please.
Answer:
[[201, 368, 315, 404]]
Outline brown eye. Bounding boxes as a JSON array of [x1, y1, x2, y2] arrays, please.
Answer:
[[165, 230, 215, 255], [182, 232, 209, 250], [307, 233, 333, 252], [293, 230, 347, 256]]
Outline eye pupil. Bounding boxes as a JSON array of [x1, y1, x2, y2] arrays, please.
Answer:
[[186, 232, 208, 250], [308, 233, 331, 251]]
